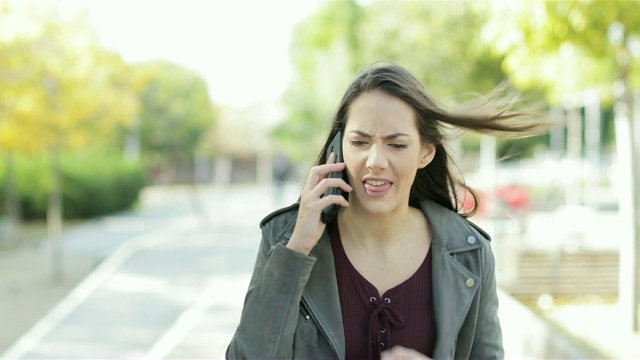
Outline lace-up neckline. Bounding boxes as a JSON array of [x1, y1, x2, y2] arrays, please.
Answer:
[[328, 219, 435, 360], [367, 296, 405, 358]]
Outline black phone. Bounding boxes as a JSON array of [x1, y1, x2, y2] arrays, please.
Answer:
[[321, 131, 348, 224]]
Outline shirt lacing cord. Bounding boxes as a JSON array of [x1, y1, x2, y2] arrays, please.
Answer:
[[368, 296, 405, 359]]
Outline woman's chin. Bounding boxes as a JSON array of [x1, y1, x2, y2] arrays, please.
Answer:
[[349, 197, 399, 216]]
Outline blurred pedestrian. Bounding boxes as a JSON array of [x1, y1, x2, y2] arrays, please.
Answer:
[[272, 152, 290, 206], [227, 63, 542, 359]]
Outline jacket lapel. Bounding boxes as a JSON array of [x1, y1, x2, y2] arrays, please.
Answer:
[[305, 233, 346, 359], [283, 223, 346, 360], [420, 201, 482, 359]]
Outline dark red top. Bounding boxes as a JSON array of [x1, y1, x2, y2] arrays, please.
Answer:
[[329, 220, 436, 360]]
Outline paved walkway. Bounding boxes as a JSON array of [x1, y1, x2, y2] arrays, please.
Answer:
[[0, 184, 638, 359], [1, 184, 296, 359]]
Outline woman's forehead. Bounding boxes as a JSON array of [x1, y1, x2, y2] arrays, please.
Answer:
[[345, 92, 419, 135], [349, 90, 412, 112]]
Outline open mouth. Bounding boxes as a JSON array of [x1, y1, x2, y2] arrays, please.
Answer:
[[363, 179, 393, 196], [364, 179, 391, 186]]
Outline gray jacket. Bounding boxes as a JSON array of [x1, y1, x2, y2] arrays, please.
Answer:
[[227, 200, 503, 360]]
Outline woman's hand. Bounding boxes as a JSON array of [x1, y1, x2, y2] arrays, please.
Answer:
[[287, 153, 352, 255], [381, 346, 432, 360]]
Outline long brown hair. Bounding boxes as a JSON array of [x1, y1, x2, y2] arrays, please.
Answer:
[[313, 63, 544, 217]]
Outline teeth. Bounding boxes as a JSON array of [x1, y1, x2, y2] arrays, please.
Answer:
[[365, 180, 388, 186]]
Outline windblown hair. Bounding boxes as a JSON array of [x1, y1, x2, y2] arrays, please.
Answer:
[[313, 63, 544, 217]]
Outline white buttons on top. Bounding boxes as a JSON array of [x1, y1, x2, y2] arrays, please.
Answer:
[[466, 235, 477, 245]]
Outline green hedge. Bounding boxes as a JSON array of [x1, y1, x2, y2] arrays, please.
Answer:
[[1, 152, 146, 220]]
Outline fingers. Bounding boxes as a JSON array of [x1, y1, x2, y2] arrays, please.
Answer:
[[318, 177, 353, 195], [287, 154, 349, 254], [318, 193, 350, 209], [381, 346, 432, 360], [313, 161, 346, 180], [299, 153, 352, 212], [302, 157, 348, 194], [327, 151, 337, 164], [300, 177, 351, 209]]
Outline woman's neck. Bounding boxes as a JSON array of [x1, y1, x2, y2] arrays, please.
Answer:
[[338, 204, 422, 252]]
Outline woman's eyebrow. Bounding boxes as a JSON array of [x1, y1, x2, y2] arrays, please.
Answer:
[[349, 130, 410, 140]]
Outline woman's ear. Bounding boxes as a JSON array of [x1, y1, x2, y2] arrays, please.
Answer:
[[418, 144, 436, 169]]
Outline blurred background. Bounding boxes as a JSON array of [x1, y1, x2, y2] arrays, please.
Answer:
[[0, 0, 639, 359]]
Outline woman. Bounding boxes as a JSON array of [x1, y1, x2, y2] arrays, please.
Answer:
[[227, 63, 541, 360]]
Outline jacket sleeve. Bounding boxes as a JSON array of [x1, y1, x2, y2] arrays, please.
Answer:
[[226, 221, 316, 360], [470, 242, 504, 359]]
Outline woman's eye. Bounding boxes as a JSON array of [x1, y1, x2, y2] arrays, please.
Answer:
[[350, 140, 367, 146], [390, 144, 408, 149]]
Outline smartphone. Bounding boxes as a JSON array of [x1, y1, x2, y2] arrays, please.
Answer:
[[321, 131, 348, 224]]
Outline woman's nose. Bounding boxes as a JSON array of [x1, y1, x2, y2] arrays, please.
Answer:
[[366, 145, 387, 170]]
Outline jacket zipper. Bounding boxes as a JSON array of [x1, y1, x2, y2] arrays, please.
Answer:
[[300, 297, 340, 360]]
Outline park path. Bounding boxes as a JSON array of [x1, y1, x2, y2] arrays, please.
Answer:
[[1, 184, 297, 359]]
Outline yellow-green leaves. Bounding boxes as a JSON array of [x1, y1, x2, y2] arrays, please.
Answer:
[[0, 3, 138, 156], [490, 1, 640, 104]]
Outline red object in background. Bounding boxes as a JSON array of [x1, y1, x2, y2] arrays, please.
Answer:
[[495, 185, 530, 211], [460, 189, 476, 213], [459, 188, 487, 216], [458, 185, 530, 219]]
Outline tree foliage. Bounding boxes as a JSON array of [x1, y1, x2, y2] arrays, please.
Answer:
[[359, 1, 507, 97], [134, 61, 218, 180], [275, 0, 363, 162], [276, 0, 532, 163], [489, 1, 640, 104], [0, 5, 137, 155]]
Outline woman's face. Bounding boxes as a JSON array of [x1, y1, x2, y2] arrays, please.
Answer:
[[342, 90, 435, 216]]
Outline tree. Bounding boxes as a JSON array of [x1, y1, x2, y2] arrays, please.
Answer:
[[91, 47, 142, 154], [275, 0, 364, 163], [360, 1, 507, 96], [488, 1, 640, 104], [134, 61, 218, 184], [0, 37, 41, 246], [0, 3, 138, 278]]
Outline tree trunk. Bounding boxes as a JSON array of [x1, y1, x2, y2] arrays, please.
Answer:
[[124, 116, 141, 163], [48, 147, 64, 282], [634, 91, 640, 332], [565, 108, 583, 206], [3, 153, 22, 248], [615, 73, 640, 333]]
